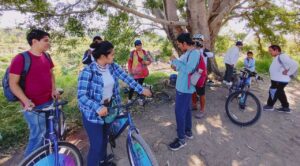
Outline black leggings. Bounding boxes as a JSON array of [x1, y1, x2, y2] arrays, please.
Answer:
[[223, 63, 234, 82], [128, 78, 144, 100], [267, 80, 289, 108]]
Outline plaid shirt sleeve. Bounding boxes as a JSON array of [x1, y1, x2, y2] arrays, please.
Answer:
[[113, 63, 144, 94], [77, 68, 103, 117]]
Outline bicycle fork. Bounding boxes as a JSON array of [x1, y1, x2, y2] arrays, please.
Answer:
[[239, 92, 248, 110], [48, 115, 59, 166]]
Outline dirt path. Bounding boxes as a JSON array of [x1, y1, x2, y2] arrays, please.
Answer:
[[1, 78, 300, 166]]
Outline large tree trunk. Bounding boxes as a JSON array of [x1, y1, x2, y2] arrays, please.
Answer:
[[186, 0, 222, 76], [120, 0, 240, 76], [163, 0, 184, 55]]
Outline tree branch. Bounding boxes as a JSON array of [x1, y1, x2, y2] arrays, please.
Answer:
[[0, 2, 101, 17], [222, 12, 248, 25], [103, 0, 188, 26]]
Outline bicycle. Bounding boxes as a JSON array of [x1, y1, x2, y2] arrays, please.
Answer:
[[107, 97, 159, 166], [19, 90, 83, 166], [122, 83, 172, 108], [225, 68, 263, 126]]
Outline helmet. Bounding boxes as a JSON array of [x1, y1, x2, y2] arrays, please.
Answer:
[[192, 34, 204, 41]]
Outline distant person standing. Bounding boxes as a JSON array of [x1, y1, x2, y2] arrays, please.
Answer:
[[82, 36, 103, 65], [127, 40, 152, 103], [191, 33, 213, 119], [169, 33, 200, 151], [223, 41, 243, 86], [8, 29, 59, 157], [263, 45, 298, 113], [244, 51, 256, 86]]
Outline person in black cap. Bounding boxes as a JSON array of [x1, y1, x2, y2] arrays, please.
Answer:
[[127, 39, 152, 103], [223, 41, 243, 86], [82, 36, 103, 65]]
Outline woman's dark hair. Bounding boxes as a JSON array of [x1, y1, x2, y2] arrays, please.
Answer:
[[177, 33, 194, 45], [93, 36, 102, 42], [269, 45, 281, 52], [26, 29, 50, 46], [91, 41, 114, 60], [247, 51, 253, 55]]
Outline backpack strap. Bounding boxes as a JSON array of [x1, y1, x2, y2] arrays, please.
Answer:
[[21, 51, 31, 76], [43, 52, 52, 62], [187, 49, 200, 74]]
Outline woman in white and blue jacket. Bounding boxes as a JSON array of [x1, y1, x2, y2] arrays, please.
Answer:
[[77, 41, 151, 166], [169, 33, 200, 151]]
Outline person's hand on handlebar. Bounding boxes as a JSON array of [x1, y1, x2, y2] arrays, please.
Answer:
[[52, 89, 61, 99], [24, 99, 35, 111], [142, 88, 152, 97], [98, 107, 108, 117]]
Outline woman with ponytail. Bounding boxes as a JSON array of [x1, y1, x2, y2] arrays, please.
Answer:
[[77, 41, 152, 166]]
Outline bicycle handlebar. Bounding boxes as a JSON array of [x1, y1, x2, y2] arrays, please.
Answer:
[[108, 96, 141, 111], [240, 68, 263, 81], [28, 100, 68, 112]]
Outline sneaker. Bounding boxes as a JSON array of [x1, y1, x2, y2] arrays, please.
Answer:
[[195, 112, 205, 119], [168, 138, 186, 151], [263, 105, 274, 111], [105, 153, 114, 163], [185, 131, 194, 140], [101, 161, 116, 166], [226, 82, 233, 86], [222, 80, 228, 84], [276, 107, 291, 113], [192, 106, 198, 111]]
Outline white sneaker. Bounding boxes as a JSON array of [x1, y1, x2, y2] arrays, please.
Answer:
[[222, 80, 228, 84], [226, 82, 233, 86]]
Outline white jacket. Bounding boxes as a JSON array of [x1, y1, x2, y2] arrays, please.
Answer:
[[269, 53, 298, 82], [224, 46, 240, 65]]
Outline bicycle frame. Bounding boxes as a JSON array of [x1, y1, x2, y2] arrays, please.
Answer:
[[31, 99, 67, 166]]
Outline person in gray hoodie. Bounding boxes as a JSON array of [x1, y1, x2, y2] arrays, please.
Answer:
[[263, 45, 298, 113]]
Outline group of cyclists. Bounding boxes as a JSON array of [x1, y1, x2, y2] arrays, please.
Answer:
[[6, 28, 298, 166]]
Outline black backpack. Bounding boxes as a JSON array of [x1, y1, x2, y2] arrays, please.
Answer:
[[2, 51, 51, 102]]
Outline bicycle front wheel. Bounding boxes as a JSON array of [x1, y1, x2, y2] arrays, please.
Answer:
[[19, 141, 83, 166], [127, 132, 159, 166], [225, 90, 261, 126]]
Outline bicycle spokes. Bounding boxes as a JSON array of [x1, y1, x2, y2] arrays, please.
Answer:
[[226, 91, 261, 126]]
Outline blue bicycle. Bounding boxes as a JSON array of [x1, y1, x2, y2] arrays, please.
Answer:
[[225, 68, 263, 126], [107, 97, 159, 166], [19, 91, 83, 166]]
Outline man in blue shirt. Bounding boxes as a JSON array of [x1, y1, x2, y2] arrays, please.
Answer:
[[169, 33, 199, 151]]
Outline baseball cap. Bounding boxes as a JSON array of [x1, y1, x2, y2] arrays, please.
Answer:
[[134, 40, 142, 46]]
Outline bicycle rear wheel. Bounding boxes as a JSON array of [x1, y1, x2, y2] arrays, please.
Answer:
[[19, 141, 83, 166], [225, 90, 261, 126], [127, 132, 158, 166]]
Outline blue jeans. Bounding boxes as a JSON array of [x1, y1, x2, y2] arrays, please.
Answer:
[[82, 114, 109, 166], [23, 100, 53, 157], [175, 91, 192, 141], [245, 77, 251, 86]]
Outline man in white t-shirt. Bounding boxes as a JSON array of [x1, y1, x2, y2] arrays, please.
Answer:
[[223, 41, 243, 86], [263, 45, 298, 113]]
